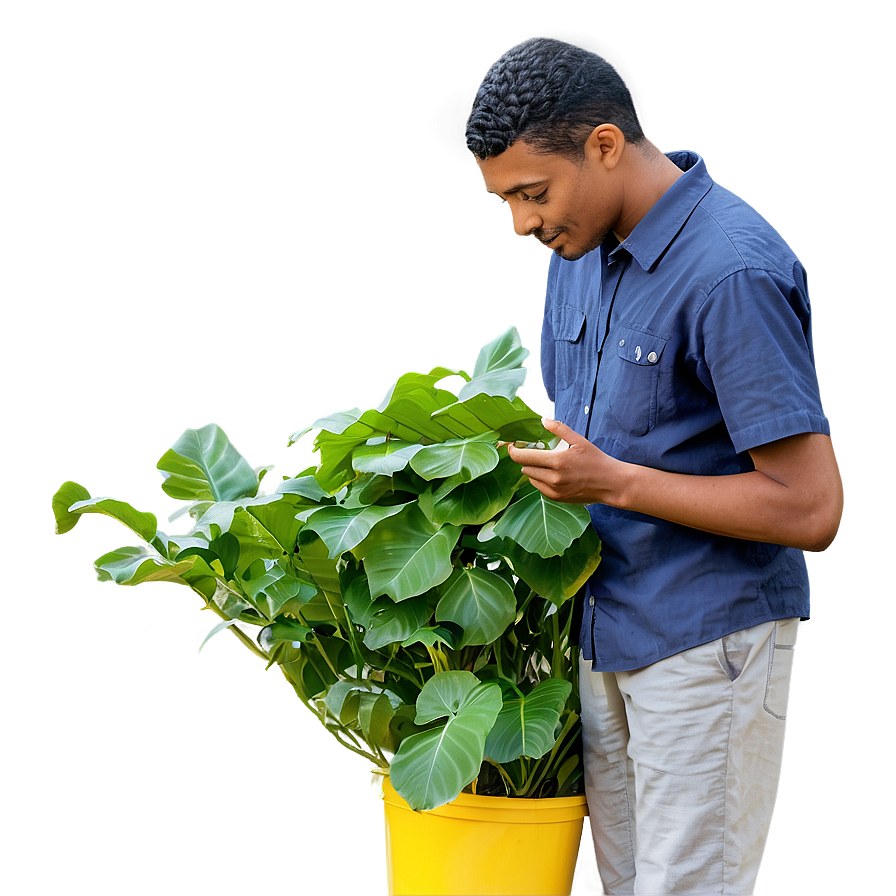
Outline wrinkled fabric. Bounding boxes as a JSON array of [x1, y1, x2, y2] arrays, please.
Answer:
[[579, 618, 798, 895]]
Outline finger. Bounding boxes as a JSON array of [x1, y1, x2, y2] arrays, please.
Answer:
[[542, 417, 587, 447], [508, 443, 560, 468], [524, 476, 562, 502]]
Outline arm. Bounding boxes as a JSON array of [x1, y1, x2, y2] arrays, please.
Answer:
[[508, 419, 843, 552]]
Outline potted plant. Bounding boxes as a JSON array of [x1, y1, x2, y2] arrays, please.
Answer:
[[53, 327, 600, 895]]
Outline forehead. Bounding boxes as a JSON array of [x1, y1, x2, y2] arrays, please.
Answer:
[[476, 141, 576, 195]]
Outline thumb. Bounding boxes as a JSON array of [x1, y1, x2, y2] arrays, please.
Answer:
[[542, 417, 586, 448]]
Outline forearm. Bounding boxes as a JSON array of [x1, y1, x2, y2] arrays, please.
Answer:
[[611, 460, 835, 552], [511, 425, 843, 553]]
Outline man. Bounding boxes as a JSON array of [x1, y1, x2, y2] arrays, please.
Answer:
[[466, 38, 842, 895]]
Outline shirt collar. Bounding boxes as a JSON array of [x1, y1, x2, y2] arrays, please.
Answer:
[[608, 151, 714, 271]]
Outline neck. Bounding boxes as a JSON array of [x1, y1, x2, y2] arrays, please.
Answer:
[[614, 141, 683, 239]]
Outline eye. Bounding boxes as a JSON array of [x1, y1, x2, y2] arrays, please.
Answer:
[[521, 190, 547, 204]]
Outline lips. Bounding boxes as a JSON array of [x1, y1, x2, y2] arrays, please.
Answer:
[[537, 231, 562, 245]]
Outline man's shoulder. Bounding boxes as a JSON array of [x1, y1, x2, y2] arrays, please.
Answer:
[[691, 183, 799, 278]]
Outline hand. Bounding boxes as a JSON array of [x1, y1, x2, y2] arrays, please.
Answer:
[[507, 418, 621, 504]]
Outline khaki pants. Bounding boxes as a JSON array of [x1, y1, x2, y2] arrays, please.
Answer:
[[579, 618, 799, 895]]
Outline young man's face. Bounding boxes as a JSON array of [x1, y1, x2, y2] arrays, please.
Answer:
[[476, 138, 621, 261]]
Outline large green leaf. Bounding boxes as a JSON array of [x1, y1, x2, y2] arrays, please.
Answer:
[[408, 433, 500, 483], [93, 545, 197, 585], [275, 472, 332, 503], [493, 484, 591, 558], [351, 440, 423, 476], [390, 672, 503, 810], [484, 679, 572, 763], [435, 567, 516, 647], [505, 525, 602, 605], [157, 424, 259, 502], [471, 327, 529, 379], [295, 533, 342, 599], [53, 481, 91, 534], [53, 483, 158, 543], [432, 393, 551, 444], [241, 559, 318, 621], [370, 371, 461, 443], [363, 593, 431, 650], [190, 493, 285, 540], [457, 327, 529, 401], [423, 452, 524, 526], [300, 503, 407, 559], [244, 496, 309, 556], [355, 505, 460, 602]]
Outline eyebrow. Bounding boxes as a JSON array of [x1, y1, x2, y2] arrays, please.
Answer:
[[491, 180, 546, 197]]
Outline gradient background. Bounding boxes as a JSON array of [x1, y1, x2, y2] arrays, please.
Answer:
[[4, 2, 891, 893]]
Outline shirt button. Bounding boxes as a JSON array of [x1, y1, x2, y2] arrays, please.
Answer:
[[647, 351, 658, 363], [618, 339, 625, 347], [584, 405, 590, 414], [588, 596, 595, 606]]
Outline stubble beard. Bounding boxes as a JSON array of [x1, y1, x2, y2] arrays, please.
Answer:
[[553, 225, 610, 261]]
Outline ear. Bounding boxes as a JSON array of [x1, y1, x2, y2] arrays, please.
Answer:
[[583, 124, 625, 170]]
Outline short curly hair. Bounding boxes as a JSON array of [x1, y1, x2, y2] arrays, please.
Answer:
[[466, 38, 645, 160]]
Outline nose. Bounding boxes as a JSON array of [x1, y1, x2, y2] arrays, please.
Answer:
[[510, 203, 542, 236]]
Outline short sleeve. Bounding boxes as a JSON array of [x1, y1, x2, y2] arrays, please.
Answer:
[[697, 266, 830, 454]]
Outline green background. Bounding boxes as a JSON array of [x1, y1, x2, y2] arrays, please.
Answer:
[[5, 2, 887, 894]]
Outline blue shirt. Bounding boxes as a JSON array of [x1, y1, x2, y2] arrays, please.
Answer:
[[541, 151, 830, 672]]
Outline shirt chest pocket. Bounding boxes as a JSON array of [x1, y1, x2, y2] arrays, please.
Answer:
[[606, 326, 668, 436], [551, 303, 587, 395]]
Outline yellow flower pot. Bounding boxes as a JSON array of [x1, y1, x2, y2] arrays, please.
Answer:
[[382, 777, 588, 895]]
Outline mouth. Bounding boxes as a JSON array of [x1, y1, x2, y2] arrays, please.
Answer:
[[536, 231, 562, 246]]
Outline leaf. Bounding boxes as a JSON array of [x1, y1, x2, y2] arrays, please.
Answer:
[[471, 327, 530, 379], [408, 433, 500, 483], [505, 525, 602, 605], [94, 545, 197, 585], [258, 617, 316, 654], [355, 505, 460, 602], [300, 503, 408, 559], [484, 679, 572, 763], [311, 408, 367, 435], [295, 533, 342, 599], [157, 424, 259, 502], [435, 567, 516, 647], [51, 481, 90, 534], [198, 618, 240, 653], [425, 451, 524, 526], [390, 672, 503, 811], [208, 532, 240, 579], [351, 440, 423, 476], [401, 625, 459, 649], [358, 692, 395, 750], [60, 492, 158, 543], [457, 327, 530, 402], [275, 473, 332, 502], [342, 571, 376, 627], [241, 559, 318, 620], [493, 484, 591, 558], [458, 367, 527, 402], [432, 393, 551, 444], [371, 371, 461, 443], [187, 493, 284, 540], [324, 680, 365, 724], [362, 593, 431, 650], [245, 496, 308, 556]]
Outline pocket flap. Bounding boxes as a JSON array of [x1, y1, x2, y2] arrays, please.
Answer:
[[552, 304, 586, 343], [615, 327, 666, 366]]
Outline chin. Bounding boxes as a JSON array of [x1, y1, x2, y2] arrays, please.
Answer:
[[556, 244, 595, 261]]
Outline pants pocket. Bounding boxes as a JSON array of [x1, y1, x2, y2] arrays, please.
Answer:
[[763, 618, 799, 720]]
